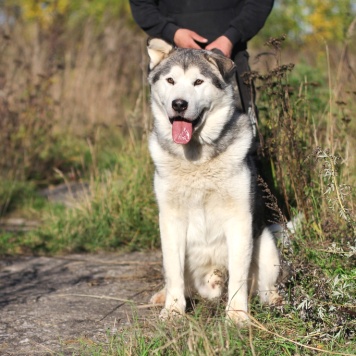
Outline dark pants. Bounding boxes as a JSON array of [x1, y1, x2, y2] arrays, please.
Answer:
[[233, 50, 258, 137], [233, 50, 256, 112]]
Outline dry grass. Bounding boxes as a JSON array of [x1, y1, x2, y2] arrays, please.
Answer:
[[0, 16, 148, 183]]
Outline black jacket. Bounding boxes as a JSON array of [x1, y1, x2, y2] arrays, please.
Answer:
[[129, 0, 274, 52]]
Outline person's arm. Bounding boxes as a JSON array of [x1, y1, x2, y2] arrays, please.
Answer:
[[224, 0, 274, 46], [129, 0, 208, 48], [129, 0, 179, 43], [206, 0, 274, 57]]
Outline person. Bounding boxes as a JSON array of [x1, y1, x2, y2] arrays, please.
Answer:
[[129, 0, 274, 117]]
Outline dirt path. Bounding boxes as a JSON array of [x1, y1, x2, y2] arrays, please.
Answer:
[[0, 252, 163, 355]]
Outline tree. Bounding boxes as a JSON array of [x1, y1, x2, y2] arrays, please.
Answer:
[[253, 0, 355, 46]]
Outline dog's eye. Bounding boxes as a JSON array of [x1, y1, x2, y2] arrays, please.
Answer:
[[166, 78, 175, 85], [194, 79, 204, 86]]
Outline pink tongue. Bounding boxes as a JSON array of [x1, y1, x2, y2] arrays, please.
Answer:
[[172, 121, 193, 144]]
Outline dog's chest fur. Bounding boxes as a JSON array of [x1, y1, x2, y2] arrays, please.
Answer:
[[150, 135, 253, 254]]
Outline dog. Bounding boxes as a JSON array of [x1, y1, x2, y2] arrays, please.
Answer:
[[147, 38, 280, 325]]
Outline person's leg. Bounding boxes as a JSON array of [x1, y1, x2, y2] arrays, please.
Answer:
[[233, 50, 254, 112], [233, 50, 258, 136]]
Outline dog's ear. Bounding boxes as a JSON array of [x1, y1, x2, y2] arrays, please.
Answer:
[[147, 38, 174, 70], [206, 49, 236, 81]]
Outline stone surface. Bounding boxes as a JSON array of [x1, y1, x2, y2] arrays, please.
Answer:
[[0, 252, 163, 355]]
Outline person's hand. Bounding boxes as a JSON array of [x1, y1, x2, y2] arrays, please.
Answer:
[[206, 36, 233, 58], [174, 29, 208, 49]]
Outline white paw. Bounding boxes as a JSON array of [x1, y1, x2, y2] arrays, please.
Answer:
[[226, 308, 249, 327], [207, 268, 226, 290], [226, 297, 249, 327], [199, 267, 227, 299], [158, 292, 186, 321], [159, 307, 184, 321]]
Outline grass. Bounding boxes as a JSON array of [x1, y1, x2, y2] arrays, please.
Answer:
[[61, 227, 354, 355], [0, 131, 159, 254], [35, 137, 158, 253], [71, 277, 355, 355]]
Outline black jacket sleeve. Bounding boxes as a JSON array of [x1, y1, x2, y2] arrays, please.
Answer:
[[224, 0, 274, 45], [129, 0, 179, 43], [129, 0, 274, 46]]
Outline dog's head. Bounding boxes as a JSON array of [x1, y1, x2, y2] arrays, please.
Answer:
[[147, 38, 236, 145]]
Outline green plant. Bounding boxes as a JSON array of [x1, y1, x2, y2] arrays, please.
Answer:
[[26, 134, 158, 254]]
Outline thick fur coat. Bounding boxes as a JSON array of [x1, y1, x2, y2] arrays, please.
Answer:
[[147, 38, 280, 324]]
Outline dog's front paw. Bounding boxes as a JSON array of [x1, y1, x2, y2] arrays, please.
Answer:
[[226, 298, 249, 327], [159, 307, 185, 321], [226, 308, 249, 327], [158, 292, 186, 321]]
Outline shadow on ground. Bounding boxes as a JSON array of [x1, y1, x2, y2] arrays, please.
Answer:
[[0, 252, 163, 355]]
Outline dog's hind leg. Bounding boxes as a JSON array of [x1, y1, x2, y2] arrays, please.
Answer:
[[150, 288, 166, 305], [251, 228, 281, 304], [194, 266, 227, 300]]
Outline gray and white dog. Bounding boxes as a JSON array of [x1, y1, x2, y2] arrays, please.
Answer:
[[147, 38, 280, 325]]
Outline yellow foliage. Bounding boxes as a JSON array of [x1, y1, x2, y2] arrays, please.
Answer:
[[305, 0, 344, 42], [21, 0, 69, 28]]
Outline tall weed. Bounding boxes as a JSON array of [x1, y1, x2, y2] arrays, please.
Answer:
[[253, 36, 355, 238]]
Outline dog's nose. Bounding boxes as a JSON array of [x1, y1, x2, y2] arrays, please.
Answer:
[[172, 99, 188, 113]]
